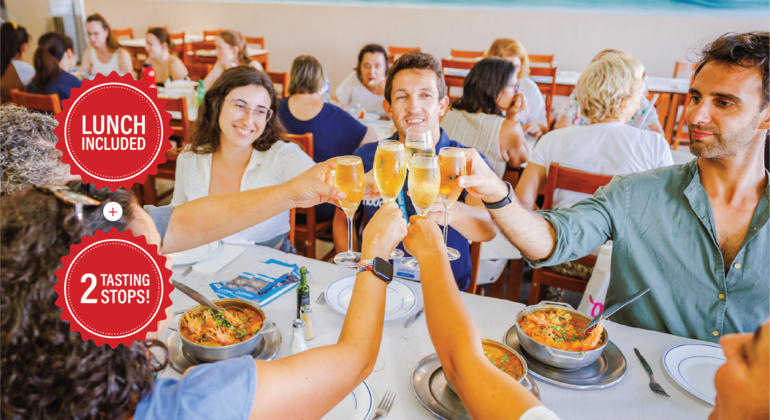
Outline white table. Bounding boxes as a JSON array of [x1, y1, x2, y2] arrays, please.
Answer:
[[161, 244, 715, 420], [119, 35, 205, 48], [360, 118, 395, 140]]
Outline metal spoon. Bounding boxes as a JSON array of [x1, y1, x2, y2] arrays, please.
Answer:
[[584, 287, 650, 333], [171, 279, 222, 312]]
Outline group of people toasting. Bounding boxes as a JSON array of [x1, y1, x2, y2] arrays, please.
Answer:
[[1, 25, 768, 420]]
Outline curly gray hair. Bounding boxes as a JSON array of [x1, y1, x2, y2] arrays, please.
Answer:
[[0, 104, 73, 194]]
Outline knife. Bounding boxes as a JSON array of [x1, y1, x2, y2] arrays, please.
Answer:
[[404, 307, 424, 328], [633, 348, 655, 377], [584, 287, 650, 332]]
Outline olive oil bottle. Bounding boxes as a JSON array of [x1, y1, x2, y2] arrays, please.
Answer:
[[296, 267, 310, 319]]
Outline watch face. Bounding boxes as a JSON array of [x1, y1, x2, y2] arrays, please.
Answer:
[[373, 258, 394, 282]]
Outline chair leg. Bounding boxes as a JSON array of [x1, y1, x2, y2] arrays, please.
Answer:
[[143, 176, 158, 206], [488, 265, 506, 298], [505, 259, 525, 303], [528, 268, 543, 306]]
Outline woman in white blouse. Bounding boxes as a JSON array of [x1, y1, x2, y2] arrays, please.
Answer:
[[78, 14, 132, 77], [172, 66, 315, 252], [335, 44, 389, 117], [486, 38, 548, 138]]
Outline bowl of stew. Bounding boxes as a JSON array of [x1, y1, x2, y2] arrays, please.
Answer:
[[446, 339, 530, 393], [176, 298, 276, 362]]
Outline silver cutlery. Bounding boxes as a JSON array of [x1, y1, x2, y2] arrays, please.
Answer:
[[634, 348, 670, 398], [404, 307, 424, 328], [316, 292, 326, 305], [585, 287, 650, 332], [180, 266, 193, 278], [373, 389, 396, 419]]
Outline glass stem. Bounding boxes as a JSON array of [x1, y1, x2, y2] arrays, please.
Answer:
[[442, 204, 450, 246], [347, 215, 354, 258]]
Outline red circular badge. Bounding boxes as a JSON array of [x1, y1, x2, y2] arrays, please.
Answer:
[[54, 229, 173, 348], [55, 72, 172, 190]]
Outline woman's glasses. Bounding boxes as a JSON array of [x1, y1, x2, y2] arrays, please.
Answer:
[[230, 99, 273, 122]]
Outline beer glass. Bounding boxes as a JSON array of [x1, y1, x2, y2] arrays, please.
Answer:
[[438, 147, 466, 261], [374, 140, 407, 259], [401, 153, 440, 269], [333, 156, 366, 268]]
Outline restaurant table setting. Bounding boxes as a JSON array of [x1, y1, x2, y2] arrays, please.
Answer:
[[158, 244, 718, 419]]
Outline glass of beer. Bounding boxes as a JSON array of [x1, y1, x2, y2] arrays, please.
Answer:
[[374, 140, 407, 259], [404, 126, 434, 170], [334, 156, 366, 268], [438, 147, 467, 261], [401, 153, 440, 269]]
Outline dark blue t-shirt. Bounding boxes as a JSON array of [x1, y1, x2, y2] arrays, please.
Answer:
[[353, 128, 493, 291], [278, 98, 368, 222], [26, 70, 81, 108]]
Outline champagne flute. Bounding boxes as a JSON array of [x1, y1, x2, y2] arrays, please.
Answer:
[[404, 126, 435, 170], [374, 140, 407, 259], [438, 147, 467, 261], [333, 156, 366, 268], [401, 153, 440, 269]]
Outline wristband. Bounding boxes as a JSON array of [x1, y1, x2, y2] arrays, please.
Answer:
[[482, 181, 514, 210]]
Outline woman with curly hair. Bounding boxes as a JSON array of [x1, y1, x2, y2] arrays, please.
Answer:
[[1, 182, 407, 420], [171, 65, 315, 252]]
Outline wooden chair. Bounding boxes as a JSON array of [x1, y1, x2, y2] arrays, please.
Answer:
[[168, 32, 186, 60], [245, 36, 265, 49], [528, 54, 554, 67], [166, 97, 191, 146], [450, 49, 484, 60], [203, 29, 221, 41], [187, 63, 212, 82], [143, 148, 182, 206], [673, 61, 696, 79], [467, 241, 482, 294], [190, 41, 216, 65], [267, 72, 289, 99], [388, 46, 419, 63], [530, 66, 558, 123], [668, 74, 695, 149], [10, 89, 62, 114], [442, 58, 476, 103], [528, 163, 613, 305], [113, 28, 134, 40], [132, 58, 145, 78]]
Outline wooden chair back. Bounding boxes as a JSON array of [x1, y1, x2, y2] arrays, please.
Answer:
[[168, 32, 186, 60], [388, 46, 420, 63], [186, 63, 213, 82], [441, 58, 476, 71], [528, 54, 554, 67], [132, 58, 145, 78], [165, 97, 191, 146], [203, 29, 222, 40], [442, 59, 476, 103], [245, 36, 265, 49], [672, 74, 696, 150], [190, 41, 216, 64], [529, 66, 558, 123], [113, 28, 134, 40], [142, 148, 182, 205], [267, 71, 289, 98], [10, 89, 62, 114], [283, 133, 314, 159], [450, 49, 484, 59], [673, 61, 696, 79]]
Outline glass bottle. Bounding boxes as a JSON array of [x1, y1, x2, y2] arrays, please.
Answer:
[[300, 305, 315, 341], [289, 319, 308, 355], [296, 267, 310, 319]]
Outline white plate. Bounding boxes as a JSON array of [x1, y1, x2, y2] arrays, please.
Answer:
[[663, 344, 725, 405], [167, 241, 221, 266], [326, 275, 416, 321], [321, 381, 373, 420]]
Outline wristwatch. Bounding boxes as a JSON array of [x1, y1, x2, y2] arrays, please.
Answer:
[[357, 257, 394, 284], [482, 181, 514, 210]]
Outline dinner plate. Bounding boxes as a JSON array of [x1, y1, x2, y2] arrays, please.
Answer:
[[167, 241, 221, 266], [325, 275, 416, 321], [321, 381, 373, 420], [504, 325, 626, 390], [411, 352, 539, 420], [663, 344, 725, 405]]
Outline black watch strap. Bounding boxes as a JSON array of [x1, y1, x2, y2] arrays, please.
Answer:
[[483, 181, 514, 210], [358, 257, 394, 284]]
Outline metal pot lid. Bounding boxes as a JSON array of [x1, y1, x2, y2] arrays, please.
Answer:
[[411, 352, 540, 420], [504, 325, 626, 390]]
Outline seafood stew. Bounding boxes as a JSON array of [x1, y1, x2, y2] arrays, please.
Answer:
[[181, 307, 264, 347], [518, 309, 604, 352], [482, 341, 524, 380]]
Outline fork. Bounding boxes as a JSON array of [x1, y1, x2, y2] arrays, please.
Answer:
[[373, 389, 396, 419], [634, 348, 670, 398], [316, 292, 326, 305]]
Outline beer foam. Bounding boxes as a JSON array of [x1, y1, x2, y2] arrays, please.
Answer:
[[378, 142, 404, 151], [410, 157, 438, 170]]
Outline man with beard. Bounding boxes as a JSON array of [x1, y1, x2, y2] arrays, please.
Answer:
[[456, 31, 769, 342]]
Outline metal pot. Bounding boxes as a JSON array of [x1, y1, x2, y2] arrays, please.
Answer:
[[170, 298, 276, 363], [515, 301, 608, 370], [445, 339, 532, 393]]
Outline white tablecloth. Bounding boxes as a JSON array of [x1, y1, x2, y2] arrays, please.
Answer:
[[119, 35, 204, 48], [186, 47, 268, 58], [161, 244, 715, 420]]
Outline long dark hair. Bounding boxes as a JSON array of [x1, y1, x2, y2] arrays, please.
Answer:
[[191, 66, 284, 153], [33, 32, 73, 93], [1, 22, 30, 76], [451, 57, 515, 116], [86, 13, 120, 52], [0, 182, 168, 420]]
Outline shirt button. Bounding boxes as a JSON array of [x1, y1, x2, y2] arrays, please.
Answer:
[[718, 293, 725, 300], [734, 263, 741, 269], [712, 330, 720, 337]]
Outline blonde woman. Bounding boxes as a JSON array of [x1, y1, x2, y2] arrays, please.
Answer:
[[486, 38, 548, 138], [78, 14, 132, 76], [202, 30, 263, 89]]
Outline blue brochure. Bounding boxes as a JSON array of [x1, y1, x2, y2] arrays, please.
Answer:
[[209, 259, 304, 306]]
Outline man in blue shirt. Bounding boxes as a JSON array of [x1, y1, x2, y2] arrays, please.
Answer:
[[334, 51, 496, 290]]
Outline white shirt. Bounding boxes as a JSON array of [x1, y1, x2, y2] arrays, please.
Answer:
[[11, 60, 35, 85], [516, 77, 548, 127], [529, 122, 674, 209], [335, 71, 386, 116], [520, 406, 562, 420], [90, 48, 125, 76], [171, 141, 315, 243]]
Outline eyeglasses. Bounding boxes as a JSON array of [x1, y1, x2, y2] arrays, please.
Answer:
[[229, 99, 273, 122], [36, 185, 101, 222], [507, 83, 520, 91]]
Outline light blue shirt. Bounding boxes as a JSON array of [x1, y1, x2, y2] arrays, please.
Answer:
[[526, 159, 769, 342]]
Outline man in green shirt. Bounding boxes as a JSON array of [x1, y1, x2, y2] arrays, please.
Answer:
[[458, 31, 770, 343]]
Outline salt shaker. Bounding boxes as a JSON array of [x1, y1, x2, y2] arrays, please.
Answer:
[[300, 305, 315, 341], [289, 319, 309, 355]]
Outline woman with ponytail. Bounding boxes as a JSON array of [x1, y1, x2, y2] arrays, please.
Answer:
[[145, 27, 188, 84], [78, 13, 132, 77], [202, 29, 263, 89], [27, 32, 81, 108], [1, 22, 34, 103]]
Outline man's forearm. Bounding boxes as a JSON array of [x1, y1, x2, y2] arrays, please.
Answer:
[[489, 199, 557, 261], [162, 184, 294, 254], [449, 203, 496, 242]]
